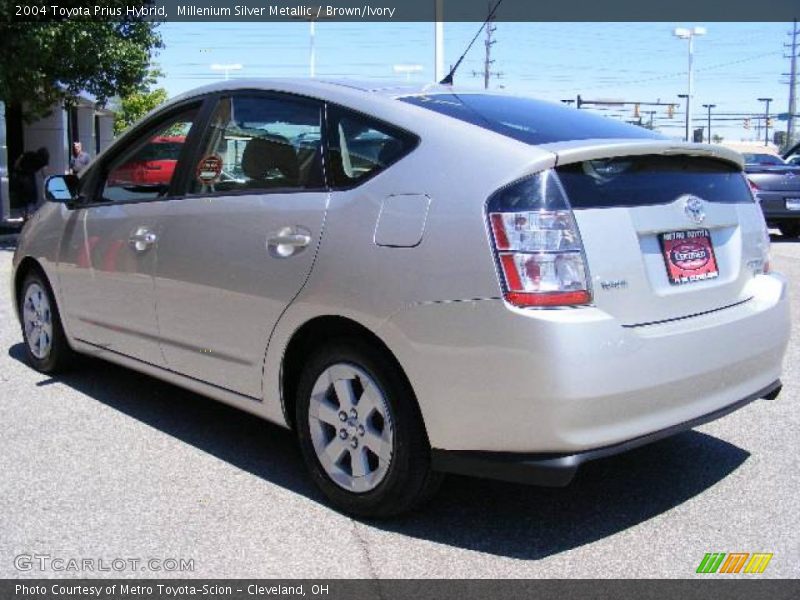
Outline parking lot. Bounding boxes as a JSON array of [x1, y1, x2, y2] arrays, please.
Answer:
[[0, 236, 798, 579]]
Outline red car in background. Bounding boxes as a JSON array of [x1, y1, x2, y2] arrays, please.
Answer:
[[107, 136, 185, 188]]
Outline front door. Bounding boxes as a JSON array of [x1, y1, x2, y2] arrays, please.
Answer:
[[153, 93, 328, 398], [57, 106, 200, 363]]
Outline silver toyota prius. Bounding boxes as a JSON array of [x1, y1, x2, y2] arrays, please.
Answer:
[[12, 79, 790, 516]]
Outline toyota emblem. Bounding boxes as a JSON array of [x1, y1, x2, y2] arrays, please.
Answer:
[[683, 196, 706, 224]]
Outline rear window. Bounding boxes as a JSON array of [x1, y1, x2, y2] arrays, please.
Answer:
[[742, 153, 785, 166], [555, 155, 752, 209], [326, 105, 418, 189], [399, 93, 662, 145]]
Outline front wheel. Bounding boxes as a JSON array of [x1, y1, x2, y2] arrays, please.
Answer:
[[18, 270, 75, 373], [295, 339, 441, 517]]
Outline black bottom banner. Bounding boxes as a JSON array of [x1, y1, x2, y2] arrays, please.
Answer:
[[3, 580, 800, 600]]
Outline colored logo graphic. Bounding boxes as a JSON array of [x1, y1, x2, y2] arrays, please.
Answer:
[[696, 552, 773, 574]]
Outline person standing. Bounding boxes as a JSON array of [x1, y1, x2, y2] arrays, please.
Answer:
[[11, 146, 49, 219], [69, 141, 91, 174]]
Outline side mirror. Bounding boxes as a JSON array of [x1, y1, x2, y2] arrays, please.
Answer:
[[45, 175, 79, 204]]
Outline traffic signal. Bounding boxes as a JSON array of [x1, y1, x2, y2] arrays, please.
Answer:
[[767, 118, 774, 128], [667, 104, 675, 118], [744, 118, 751, 130], [633, 103, 640, 118]]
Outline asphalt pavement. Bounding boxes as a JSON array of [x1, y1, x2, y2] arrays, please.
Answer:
[[1, 235, 798, 578]]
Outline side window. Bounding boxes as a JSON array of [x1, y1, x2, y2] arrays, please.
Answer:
[[188, 94, 323, 195], [100, 108, 197, 203], [327, 107, 417, 188]]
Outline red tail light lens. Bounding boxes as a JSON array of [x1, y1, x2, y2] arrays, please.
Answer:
[[487, 170, 591, 307]]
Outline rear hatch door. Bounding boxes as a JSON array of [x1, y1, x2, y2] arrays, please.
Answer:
[[546, 140, 766, 326]]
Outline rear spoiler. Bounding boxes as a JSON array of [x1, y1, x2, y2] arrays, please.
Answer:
[[536, 139, 744, 170]]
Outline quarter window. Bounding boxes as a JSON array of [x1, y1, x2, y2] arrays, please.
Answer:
[[188, 95, 324, 195], [326, 107, 417, 188], [100, 109, 197, 203]]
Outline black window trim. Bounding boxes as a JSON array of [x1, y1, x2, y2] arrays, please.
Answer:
[[78, 89, 421, 206], [80, 97, 212, 207], [179, 89, 330, 199]]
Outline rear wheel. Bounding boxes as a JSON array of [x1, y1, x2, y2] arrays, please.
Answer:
[[295, 339, 442, 517], [18, 270, 75, 373], [779, 223, 800, 238]]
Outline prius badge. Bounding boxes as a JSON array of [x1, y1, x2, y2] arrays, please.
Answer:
[[683, 195, 706, 225]]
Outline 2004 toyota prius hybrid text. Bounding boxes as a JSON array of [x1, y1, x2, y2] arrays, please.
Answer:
[[12, 80, 790, 517]]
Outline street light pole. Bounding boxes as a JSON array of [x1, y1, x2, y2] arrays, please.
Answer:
[[210, 63, 243, 80], [309, 20, 316, 77], [674, 27, 706, 142], [702, 103, 716, 143], [758, 97, 773, 147]]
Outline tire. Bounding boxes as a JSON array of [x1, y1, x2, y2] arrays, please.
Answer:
[[778, 223, 800, 238], [295, 338, 442, 517], [18, 269, 75, 373]]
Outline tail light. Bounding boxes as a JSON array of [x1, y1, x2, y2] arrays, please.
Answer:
[[487, 170, 591, 307], [745, 174, 771, 273], [757, 212, 772, 274]]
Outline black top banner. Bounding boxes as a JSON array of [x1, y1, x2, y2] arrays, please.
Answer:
[[5, 0, 800, 22]]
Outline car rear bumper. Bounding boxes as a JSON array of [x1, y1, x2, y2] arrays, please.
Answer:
[[758, 192, 800, 221], [381, 273, 790, 454], [431, 380, 781, 486]]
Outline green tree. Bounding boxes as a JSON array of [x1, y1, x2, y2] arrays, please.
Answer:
[[114, 78, 168, 135], [0, 1, 162, 162]]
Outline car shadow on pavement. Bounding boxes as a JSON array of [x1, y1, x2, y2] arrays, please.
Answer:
[[9, 342, 750, 560], [770, 233, 800, 244]]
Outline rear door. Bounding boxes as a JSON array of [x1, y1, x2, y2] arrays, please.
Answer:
[[153, 92, 327, 399], [554, 151, 766, 325]]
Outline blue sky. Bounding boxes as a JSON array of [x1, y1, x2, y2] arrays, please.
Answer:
[[154, 21, 793, 142]]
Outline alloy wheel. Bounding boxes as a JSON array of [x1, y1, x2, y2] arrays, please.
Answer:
[[307, 363, 394, 493], [23, 283, 54, 360]]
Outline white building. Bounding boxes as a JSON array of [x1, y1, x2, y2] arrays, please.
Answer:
[[0, 96, 115, 223]]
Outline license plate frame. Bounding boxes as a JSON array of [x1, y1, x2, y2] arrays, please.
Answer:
[[786, 198, 800, 211], [658, 228, 719, 286]]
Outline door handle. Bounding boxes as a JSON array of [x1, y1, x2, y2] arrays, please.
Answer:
[[129, 227, 157, 252], [267, 227, 312, 258]]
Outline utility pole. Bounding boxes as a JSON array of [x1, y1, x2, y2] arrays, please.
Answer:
[[785, 19, 798, 145], [758, 97, 773, 146], [471, 1, 502, 88], [483, 1, 496, 89], [702, 103, 716, 142]]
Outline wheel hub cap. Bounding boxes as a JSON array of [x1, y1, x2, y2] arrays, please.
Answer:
[[308, 363, 394, 493], [23, 283, 53, 360]]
